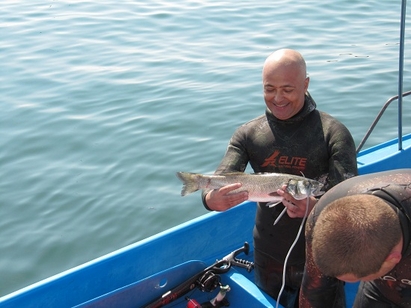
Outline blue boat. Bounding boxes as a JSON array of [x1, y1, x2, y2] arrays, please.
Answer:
[[1, 2, 410, 307]]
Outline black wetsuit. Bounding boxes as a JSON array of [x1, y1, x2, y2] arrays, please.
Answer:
[[202, 93, 358, 307], [301, 169, 411, 308]]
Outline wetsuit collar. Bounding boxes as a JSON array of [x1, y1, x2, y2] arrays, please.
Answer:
[[368, 189, 411, 257]]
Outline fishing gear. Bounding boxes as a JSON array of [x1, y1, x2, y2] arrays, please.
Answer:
[[221, 241, 254, 273], [144, 242, 254, 308], [276, 182, 312, 308]]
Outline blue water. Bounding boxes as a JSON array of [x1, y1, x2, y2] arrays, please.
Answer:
[[1, 0, 410, 297]]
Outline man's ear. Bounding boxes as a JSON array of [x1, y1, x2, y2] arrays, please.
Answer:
[[385, 251, 402, 267], [378, 252, 402, 277], [304, 77, 310, 92]]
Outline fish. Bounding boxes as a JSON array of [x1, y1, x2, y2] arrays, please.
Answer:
[[176, 171, 324, 205]]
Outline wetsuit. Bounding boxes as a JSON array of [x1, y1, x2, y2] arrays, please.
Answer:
[[202, 93, 358, 307], [300, 169, 411, 308]]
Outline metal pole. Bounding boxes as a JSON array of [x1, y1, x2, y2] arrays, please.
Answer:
[[398, 0, 407, 150]]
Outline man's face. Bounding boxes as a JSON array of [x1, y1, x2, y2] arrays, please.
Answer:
[[263, 63, 309, 120]]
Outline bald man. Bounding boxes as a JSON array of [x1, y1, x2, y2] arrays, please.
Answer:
[[202, 49, 358, 307]]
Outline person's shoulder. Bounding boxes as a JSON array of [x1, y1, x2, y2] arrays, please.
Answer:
[[317, 110, 350, 130], [230, 114, 267, 140], [317, 110, 342, 122], [237, 114, 266, 128]]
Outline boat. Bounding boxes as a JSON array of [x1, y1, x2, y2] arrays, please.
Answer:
[[1, 3, 410, 308], [2, 90, 410, 308], [2, 138, 411, 308]]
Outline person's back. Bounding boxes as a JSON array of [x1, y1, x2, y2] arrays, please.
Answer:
[[301, 169, 411, 308]]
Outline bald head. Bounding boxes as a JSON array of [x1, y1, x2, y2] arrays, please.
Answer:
[[263, 49, 307, 80], [262, 49, 309, 120]]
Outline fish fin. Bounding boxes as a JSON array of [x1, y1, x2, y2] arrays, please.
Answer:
[[176, 172, 200, 196], [266, 201, 281, 208], [267, 200, 283, 208], [266, 192, 282, 207]]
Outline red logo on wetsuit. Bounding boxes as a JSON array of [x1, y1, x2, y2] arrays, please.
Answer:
[[261, 150, 307, 171]]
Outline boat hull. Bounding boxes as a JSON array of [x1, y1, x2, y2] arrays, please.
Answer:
[[1, 134, 411, 307]]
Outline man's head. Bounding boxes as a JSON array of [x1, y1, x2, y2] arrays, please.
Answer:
[[312, 194, 403, 282], [262, 49, 309, 120]]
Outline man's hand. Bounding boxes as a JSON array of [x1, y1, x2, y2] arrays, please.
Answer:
[[205, 183, 248, 211], [277, 184, 318, 218]]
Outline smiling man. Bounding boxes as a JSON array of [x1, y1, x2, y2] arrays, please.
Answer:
[[300, 169, 411, 308], [202, 49, 357, 307], [262, 49, 309, 121]]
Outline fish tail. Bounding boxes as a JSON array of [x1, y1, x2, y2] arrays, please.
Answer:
[[176, 172, 201, 196]]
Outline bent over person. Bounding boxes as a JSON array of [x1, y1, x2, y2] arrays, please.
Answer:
[[300, 168, 411, 308], [202, 48, 358, 307]]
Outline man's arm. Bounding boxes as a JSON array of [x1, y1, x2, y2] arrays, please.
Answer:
[[326, 118, 358, 188], [300, 212, 346, 307], [202, 128, 250, 211]]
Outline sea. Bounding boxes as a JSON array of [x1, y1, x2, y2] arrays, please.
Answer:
[[1, 0, 410, 297]]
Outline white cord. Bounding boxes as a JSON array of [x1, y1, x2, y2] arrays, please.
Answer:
[[275, 185, 311, 308]]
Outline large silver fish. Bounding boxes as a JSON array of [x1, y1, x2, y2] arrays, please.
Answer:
[[176, 171, 324, 204]]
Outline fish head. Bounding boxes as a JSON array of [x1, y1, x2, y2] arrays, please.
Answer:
[[286, 179, 324, 200], [309, 180, 325, 198]]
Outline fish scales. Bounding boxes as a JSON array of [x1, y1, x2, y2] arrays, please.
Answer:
[[176, 171, 324, 203]]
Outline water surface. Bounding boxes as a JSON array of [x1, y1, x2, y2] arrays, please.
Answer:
[[1, 0, 410, 296]]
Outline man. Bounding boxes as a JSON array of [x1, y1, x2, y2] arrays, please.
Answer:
[[202, 48, 357, 307], [300, 169, 411, 308]]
